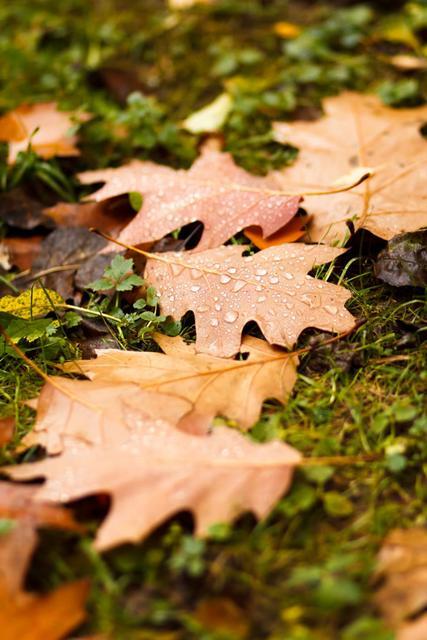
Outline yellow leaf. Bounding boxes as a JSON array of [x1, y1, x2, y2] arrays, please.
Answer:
[[0, 289, 64, 319], [274, 22, 301, 39], [182, 93, 233, 134]]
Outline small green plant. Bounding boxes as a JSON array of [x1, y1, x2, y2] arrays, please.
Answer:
[[87, 254, 181, 344], [88, 255, 145, 293]]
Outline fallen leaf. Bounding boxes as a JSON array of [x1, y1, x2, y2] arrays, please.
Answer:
[[374, 230, 427, 287], [2, 236, 44, 271], [0, 243, 10, 271], [0, 579, 90, 640], [0, 482, 81, 593], [169, 0, 213, 8], [397, 615, 427, 640], [389, 54, 427, 70], [373, 17, 419, 50], [0, 288, 64, 319], [7, 404, 301, 550], [374, 528, 427, 629], [0, 103, 86, 164], [0, 481, 87, 640], [183, 93, 233, 134], [244, 214, 309, 248], [44, 196, 135, 235], [0, 417, 14, 446], [274, 22, 301, 39], [31, 228, 107, 299], [62, 334, 298, 433], [145, 243, 355, 357], [22, 377, 192, 453], [0, 188, 51, 230], [79, 145, 301, 251], [274, 92, 427, 243]]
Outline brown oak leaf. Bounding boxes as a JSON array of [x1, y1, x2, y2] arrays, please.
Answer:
[[62, 334, 298, 433], [78, 145, 301, 251], [0, 482, 88, 640], [0, 103, 86, 164], [273, 92, 427, 244], [22, 377, 192, 453], [374, 528, 427, 630], [6, 389, 301, 550], [145, 244, 356, 357]]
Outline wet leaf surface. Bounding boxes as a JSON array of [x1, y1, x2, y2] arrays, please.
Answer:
[[374, 230, 427, 287]]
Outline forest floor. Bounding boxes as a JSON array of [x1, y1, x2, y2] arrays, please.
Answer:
[[0, 1, 426, 639]]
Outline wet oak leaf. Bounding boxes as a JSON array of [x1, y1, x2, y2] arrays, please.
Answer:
[[0, 482, 87, 640], [0, 103, 86, 164], [274, 92, 427, 244], [78, 145, 301, 251], [374, 527, 427, 629], [62, 334, 298, 433], [22, 377, 192, 453], [145, 243, 356, 357], [6, 389, 301, 550]]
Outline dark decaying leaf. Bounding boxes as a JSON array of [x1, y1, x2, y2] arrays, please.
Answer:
[[374, 230, 427, 287], [31, 228, 107, 299], [44, 195, 135, 235], [89, 63, 146, 105], [0, 188, 51, 230]]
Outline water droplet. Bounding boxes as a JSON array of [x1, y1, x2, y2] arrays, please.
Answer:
[[233, 280, 246, 292], [256, 285, 263, 291], [269, 276, 279, 284], [210, 318, 219, 327], [224, 310, 239, 323], [191, 285, 200, 292], [215, 303, 222, 311], [197, 305, 209, 313], [220, 275, 231, 284], [286, 302, 293, 310], [227, 267, 237, 274], [191, 268, 203, 279], [171, 263, 184, 276], [273, 255, 281, 262], [257, 296, 266, 303], [300, 294, 315, 307], [325, 305, 338, 315], [256, 268, 267, 276], [284, 272, 293, 280]]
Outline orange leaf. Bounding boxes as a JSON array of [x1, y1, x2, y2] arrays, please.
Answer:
[[0, 418, 14, 447], [274, 92, 427, 243], [0, 482, 87, 640], [244, 215, 309, 248], [0, 579, 90, 640], [6, 378, 301, 550], [1, 103, 87, 164], [145, 243, 355, 357], [62, 334, 298, 433], [79, 145, 301, 251]]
